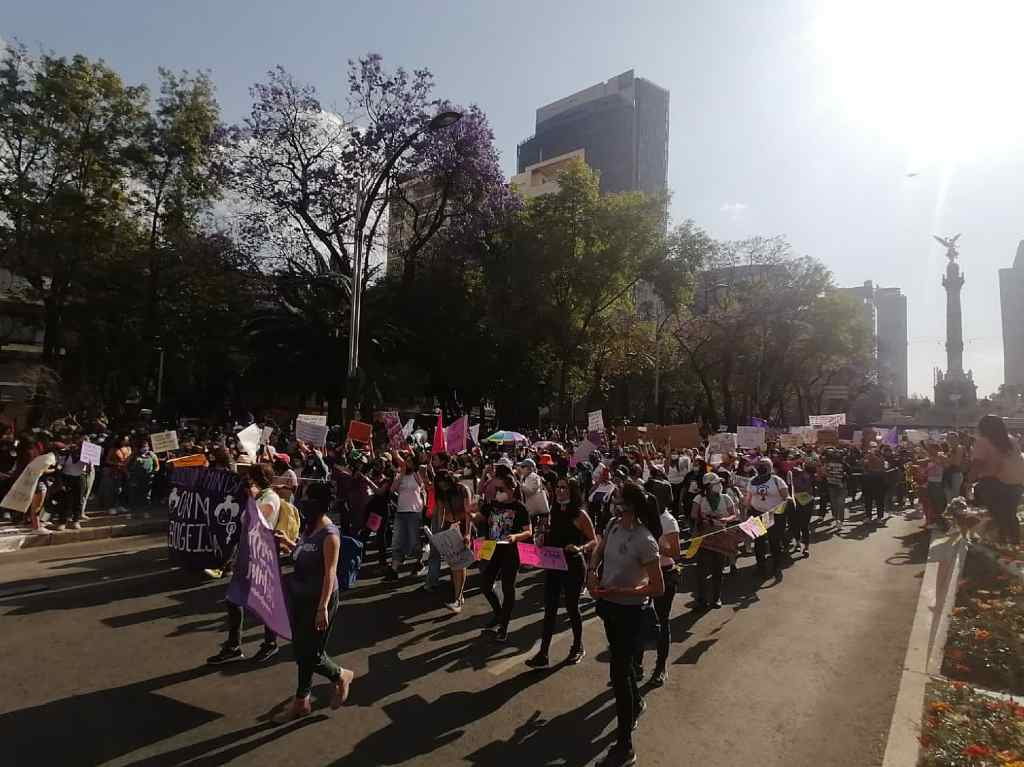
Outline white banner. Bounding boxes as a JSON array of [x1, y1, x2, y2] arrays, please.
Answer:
[[1, 453, 55, 512], [809, 413, 846, 428], [708, 433, 737, 455], [297, 413, 327, 426], [237, 424, 261, 461], [150, 430, 180, 454], [736, 426, 765, 450], [587, 410, 605, 433]]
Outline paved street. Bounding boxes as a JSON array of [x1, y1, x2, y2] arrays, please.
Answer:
[[0, 511, 928, 767]]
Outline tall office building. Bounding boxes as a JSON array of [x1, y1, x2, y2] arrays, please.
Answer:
[[1000, 240, 1024, 388], [839, 280, 909, 404], [516, 70, 669, 195]]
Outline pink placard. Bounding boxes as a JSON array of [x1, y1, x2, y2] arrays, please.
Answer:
[[516, 542, 542, 567], [366, 512, 382, 532], [537, 546, 568, 571]]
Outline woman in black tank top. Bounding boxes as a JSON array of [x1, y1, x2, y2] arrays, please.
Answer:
[[526, 477, 597, 668]]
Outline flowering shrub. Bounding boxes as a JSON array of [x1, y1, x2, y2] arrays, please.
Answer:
[[919, 681, 1024, 766]]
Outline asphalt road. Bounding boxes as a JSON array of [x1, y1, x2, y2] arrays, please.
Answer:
[[0, 510, 928, 767]]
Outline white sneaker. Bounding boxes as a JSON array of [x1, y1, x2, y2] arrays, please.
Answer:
[[445, 599, 464, 614], [31, 526, 52, 535]]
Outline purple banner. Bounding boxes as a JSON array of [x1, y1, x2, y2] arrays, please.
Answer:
[[226, 501, 292, 640]]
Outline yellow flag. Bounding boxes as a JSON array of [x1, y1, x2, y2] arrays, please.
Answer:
[[684, 536, 702, 559], [751, 516, 767, 536]]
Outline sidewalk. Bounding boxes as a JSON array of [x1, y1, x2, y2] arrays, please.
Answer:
[[0, 505, 166, 553]]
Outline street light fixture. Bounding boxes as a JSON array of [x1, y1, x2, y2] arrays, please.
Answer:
[[344, 109, 463, 423]]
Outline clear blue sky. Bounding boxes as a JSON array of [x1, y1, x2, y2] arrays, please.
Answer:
[[6, 0, 1023, 398]]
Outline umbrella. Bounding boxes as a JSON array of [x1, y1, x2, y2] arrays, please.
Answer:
[[531, 440, 564, 452], [484, 430, 529, 444]]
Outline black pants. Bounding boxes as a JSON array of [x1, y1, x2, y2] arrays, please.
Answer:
[[790, 501, 812, 547], [292, 592, 341, 698], [863, 473, 886, 519], [694, 548, 723, 603], [754, 515, 786, 575], [226, 601, 275, 648], [670, 483, 683, 517], [539, 559, 584, 654], [598, 600, 644, 748], [652, 567, 677, 669], [61, 474, 86, 523], [480, 547, 519, 629], [816, 480, 830, 517], [975, 477, 1022, 544]]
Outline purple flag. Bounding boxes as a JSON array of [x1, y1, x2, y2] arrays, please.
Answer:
[[445, 416, 468, 455], [882, 426, 899, 446], [227, 500, 292, 640], [750, 417, 769, 429]]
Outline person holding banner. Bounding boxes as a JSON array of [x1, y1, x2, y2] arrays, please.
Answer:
[[746, 457, 789, 582], [271, 481, 355, 723], [526, 477, 596, 669], [473, 473, 532, 643], [692, 472, 737, 610], [587, 482, 663, 767]]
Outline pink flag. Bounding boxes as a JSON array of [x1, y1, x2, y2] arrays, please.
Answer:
[[444, 416, 468, 455], [431, 412, 447, 454]]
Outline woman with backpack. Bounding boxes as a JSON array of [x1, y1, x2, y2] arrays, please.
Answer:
[[271, 480, 355, 723]]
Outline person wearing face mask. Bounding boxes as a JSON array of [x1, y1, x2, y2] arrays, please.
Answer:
[[430, 469, 473, 612], [526, 477, 597, 668], [681, 457, 706, 532], [472, 475, 532, 642], [271, 480, 355, 722], [746, 457, 790, 582], [692, 472, 738, 609], [664, 446, 689, 518]]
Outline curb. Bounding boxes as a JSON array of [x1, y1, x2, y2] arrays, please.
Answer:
[[0, 514, 165, 553], [881, 530, 968, 767]]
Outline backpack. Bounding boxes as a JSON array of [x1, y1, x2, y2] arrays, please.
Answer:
[[336, 534, 364, 590], [274, 499, 301, 543]]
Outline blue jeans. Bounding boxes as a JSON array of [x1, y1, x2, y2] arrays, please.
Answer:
[[946, 472, 964, 504], [425, 542, 443, 587], [390, 513, 422, 570]]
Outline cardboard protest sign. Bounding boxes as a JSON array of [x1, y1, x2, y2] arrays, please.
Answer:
[[708, 433, 737, 455], [779, 433, 802, 449], [347, 420, 372, 444], [1, 453, 56, 512], [444, 416, 468, 455], [615, 426, 649, 446], [700, 527, 743, 557], [473, 539, 498, 560], [587, 410, 605, 434], [297, 413, 327, 426], [816, 429, 838, 446], [837, 424, 855, 441], [653, 423, 701, 449], [515, 543, 569, 571], [296, 419, 328, 448], [150, 430, 179, 454], [737, 426, 766, 450], [167, 467, 247, 570], [80, 441, 102, 466], [427, 526, 476, 569], [226, 498, 292, 640], [236, 424, 261, 461], [571, 439, 598, 469]]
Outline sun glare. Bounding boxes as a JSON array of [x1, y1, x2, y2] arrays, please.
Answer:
[[812, 1, 1024, 166]]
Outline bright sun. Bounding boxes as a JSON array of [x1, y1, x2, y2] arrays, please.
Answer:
[[812, 0, 1024, 167]]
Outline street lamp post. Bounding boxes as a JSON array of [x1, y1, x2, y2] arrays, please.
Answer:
[[344, 110, 462, 426]]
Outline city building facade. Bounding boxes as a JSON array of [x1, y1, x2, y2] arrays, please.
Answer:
[[1000, 240, 1024, 388], [839, 280, 909, 405]]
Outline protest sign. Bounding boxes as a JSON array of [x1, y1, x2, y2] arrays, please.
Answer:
[[473, 539, 498, 561], [167, 467, 248, 570], [571, 439, 598, 469], [905, 429, 928, 444], [80, 441, 102, 466], [150, 430, 179, 454], [382, 411, 404, 452], [737, 426, 765, 450], [426, 526, 476, 569], [587, 410, 605, 434], [469, 423, 480, 445], [402, 419, 415, 438], [237, 424, 261, 461], [445, 416, 468, 455], [700, 526, 743, 557], [816, 429, 838, 446], [168, 454, 207, 468], [261, 426, 274, 445], [346, 420, 372, 444], [708, 433, 737, 455], [1, 453, 56, 512], [851, 430, 863, 445], [515, 542, 569, 570], [653, 423, 701, 449], [226, 498, 292, 640], [297, 413, 327, 426], [809, 413, 846, 428], [779, 433, 802, 449], [295, 419, 328, 447]]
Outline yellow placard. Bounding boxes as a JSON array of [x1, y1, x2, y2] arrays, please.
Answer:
[[477, 540, 497, 561], [684, 536, 703, 559]]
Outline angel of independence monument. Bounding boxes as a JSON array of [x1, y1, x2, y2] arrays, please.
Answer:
[[932, 234, 977, 418]]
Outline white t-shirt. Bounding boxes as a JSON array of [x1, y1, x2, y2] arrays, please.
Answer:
[[666, 458, 688, 485], [658, 510, 680, 568], [396, 472, 424, 513], [747, 474, 788, 514]]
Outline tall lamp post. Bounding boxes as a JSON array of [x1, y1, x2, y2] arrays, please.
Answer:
[[344, 110, 462, 425]]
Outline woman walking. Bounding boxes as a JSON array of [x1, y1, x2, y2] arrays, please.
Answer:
[[971, 415, 1024, 544], [430, 469, 474, 613], [272, 482, 355, 722], [388, 452, 426, 580], [588, 482, 664, 767], [526, 477, 596, 668]]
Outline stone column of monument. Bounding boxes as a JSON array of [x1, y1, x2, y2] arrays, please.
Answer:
[[933, 234, 977, 408]]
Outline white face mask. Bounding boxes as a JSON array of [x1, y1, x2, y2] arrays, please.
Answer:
[[495, 491, 510, 503]]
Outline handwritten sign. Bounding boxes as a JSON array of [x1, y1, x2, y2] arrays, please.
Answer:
[[382, 411, 404, 451], [816, 429, 838, 446], [1, 453, 56, 512], [167, 467, 247, 570], [809, 413, 846, 428], [572, 439, 598, 469], [779, 433, 802, 449], [80, 441, 102, 466], [737, 426, 766, 450], [516, 542, 569, 571], [428, 526, 476, 569], [347, 420, 372, 444], [587, 410, 605, 434], [226, 498, 292, 640], [297, 413, 327, 426], [150, 430, 179, 454], [296, 418, 328, 448], [473, 539, 498, 561], [708, 433, 737, 455], [236, 424, 261, 460]]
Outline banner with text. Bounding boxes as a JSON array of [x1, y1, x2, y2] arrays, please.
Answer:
[[587, 410, 606, 434], [736, 426, 766, 450], [150, 430, 179, 454], [809, 413, 846, 428], [167, 467, 248, 570], [1, 453, 56, 512], [226, 500, 292, 640]]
